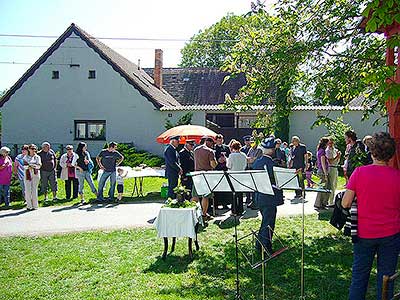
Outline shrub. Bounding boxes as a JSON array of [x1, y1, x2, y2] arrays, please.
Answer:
[[103, 143, 164, 168], [10, 176, 23, 202]]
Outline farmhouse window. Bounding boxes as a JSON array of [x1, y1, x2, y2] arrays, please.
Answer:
[[88, 70, 96, 79], [52, 71, 59, 79], [74, 120, 106, 140]]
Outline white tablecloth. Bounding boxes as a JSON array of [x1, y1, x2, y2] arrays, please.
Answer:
[[98, 167, 165, 181], [154, 206, 202, 239]]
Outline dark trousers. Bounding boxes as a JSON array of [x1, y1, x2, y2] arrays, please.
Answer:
[[245, 192, 253, 204], [349, 233, 400, 300], [65, 177, 78, 199], [231, 192, 244, 215], [255, 199, 277, 253], [295, 169, 305, 198], [167, 174, 179, 199], [180, 176, 193, 198]]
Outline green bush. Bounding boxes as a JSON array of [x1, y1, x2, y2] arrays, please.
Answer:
[[10, 176, 23, 202], [106, 143, 164, 168]]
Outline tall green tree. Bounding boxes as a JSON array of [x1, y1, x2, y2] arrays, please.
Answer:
[[181, 9, 303, 141], [180, 1, 400, 139], [180, 14, 245, 68]]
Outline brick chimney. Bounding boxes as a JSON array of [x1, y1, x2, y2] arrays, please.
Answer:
[[154, 49, 163, 89]]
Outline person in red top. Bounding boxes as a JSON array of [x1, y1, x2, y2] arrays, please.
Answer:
[[342, 132, 400, 300]]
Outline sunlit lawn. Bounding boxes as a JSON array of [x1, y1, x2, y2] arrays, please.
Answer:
[[3, 177, 168, 210], [1, 213, 391, 300]]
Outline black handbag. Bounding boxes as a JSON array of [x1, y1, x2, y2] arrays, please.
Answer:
[[330, 191, 350, 230]]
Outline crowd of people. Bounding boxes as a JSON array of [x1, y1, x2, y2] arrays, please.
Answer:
[[0, 141, 124, 210], [0, 129, 399, 299]]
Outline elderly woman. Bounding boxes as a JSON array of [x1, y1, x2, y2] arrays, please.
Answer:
[[314, 137, 330, 209], [342, 132, 400, 300], [23, 144, 42, 210], [0, 147, 13, 208], [59, 145, 79, 200]]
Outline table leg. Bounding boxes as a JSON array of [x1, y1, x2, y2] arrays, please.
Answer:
[[171, 237, 176, 253], [162, 237, 168, 260], [194, 223, 200, 251], [188, 238, 193, 259], [139, 177, 144, 197], [132, 178, 138, 197]]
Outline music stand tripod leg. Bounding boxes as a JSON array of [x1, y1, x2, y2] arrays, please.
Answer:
[[301, 185, 305, 300]]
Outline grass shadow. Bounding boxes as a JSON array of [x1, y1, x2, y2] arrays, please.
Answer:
[[0, 202, 26, 210], [144, 255, 193, 274], [317, 210, 333, 221], [213, 215, 240, 229]]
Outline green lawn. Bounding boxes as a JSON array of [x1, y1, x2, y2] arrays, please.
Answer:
[[4, 177, 168, 210], [0, 213, 388, 300]]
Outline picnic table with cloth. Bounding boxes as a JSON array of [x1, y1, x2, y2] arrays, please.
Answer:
[[98, 167, 165, 197], [154, 206, 203, 259]]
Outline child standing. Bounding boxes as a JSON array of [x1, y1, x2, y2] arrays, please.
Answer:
[[305, 151, 314, 188], [116, 168, 128, 201]]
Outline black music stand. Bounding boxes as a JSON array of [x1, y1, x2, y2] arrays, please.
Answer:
[[190, 170, 274, 300], [273, 167, 330, 300]]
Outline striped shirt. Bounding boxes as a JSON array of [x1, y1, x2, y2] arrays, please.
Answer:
[[15, 154, 25, 180]]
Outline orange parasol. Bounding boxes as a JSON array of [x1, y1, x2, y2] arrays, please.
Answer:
[[156, 125, 217, 144]]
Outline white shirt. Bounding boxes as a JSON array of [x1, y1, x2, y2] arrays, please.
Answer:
[[227, 152, 247, 171], [116, 174, 124, 185]]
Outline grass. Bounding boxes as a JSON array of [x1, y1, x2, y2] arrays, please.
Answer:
[[0, 212, 390, 300], [2, 177, 168, 210]]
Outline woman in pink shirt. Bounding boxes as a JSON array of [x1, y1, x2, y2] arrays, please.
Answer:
[[0, 146, 12, 208], [342, 132, 400, 300]]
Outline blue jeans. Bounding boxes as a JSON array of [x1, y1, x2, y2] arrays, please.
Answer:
[[349, 233, 400, 300], [18, 177, 25, 198], [76, 170, 97, 195], [98, 171, 116, 200], [0, 185, 10, 206]]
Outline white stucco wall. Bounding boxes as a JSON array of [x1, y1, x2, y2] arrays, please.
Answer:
[[289, 110, 387, 150], [1, 33, 206, 157]]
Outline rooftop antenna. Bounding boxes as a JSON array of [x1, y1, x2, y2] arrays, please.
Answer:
[[137, 59, 141, 70]]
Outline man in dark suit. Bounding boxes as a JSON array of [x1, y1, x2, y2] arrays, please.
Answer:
[[164, 135, 182, 198], [179, 139, 195, 195], [214, 134, 231, 209], [252, 137, 284, 254]]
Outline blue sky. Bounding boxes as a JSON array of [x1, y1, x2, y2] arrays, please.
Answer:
[[0, 0, 261, 91]]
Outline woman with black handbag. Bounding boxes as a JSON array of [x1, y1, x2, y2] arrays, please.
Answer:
[[342, 132, 400, 300]]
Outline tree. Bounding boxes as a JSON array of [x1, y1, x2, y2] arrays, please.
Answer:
[[180, 1, 400, 140], [274, 0, 398, 117], [180, 14, 245, 68], [181, 10, 304, 142], [164, 112, 193, 130]]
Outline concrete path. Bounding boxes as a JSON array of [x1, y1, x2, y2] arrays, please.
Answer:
[[0, 191, 327, 237]]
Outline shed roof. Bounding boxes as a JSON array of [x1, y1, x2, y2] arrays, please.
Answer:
[[144, 67, 247, 106]]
